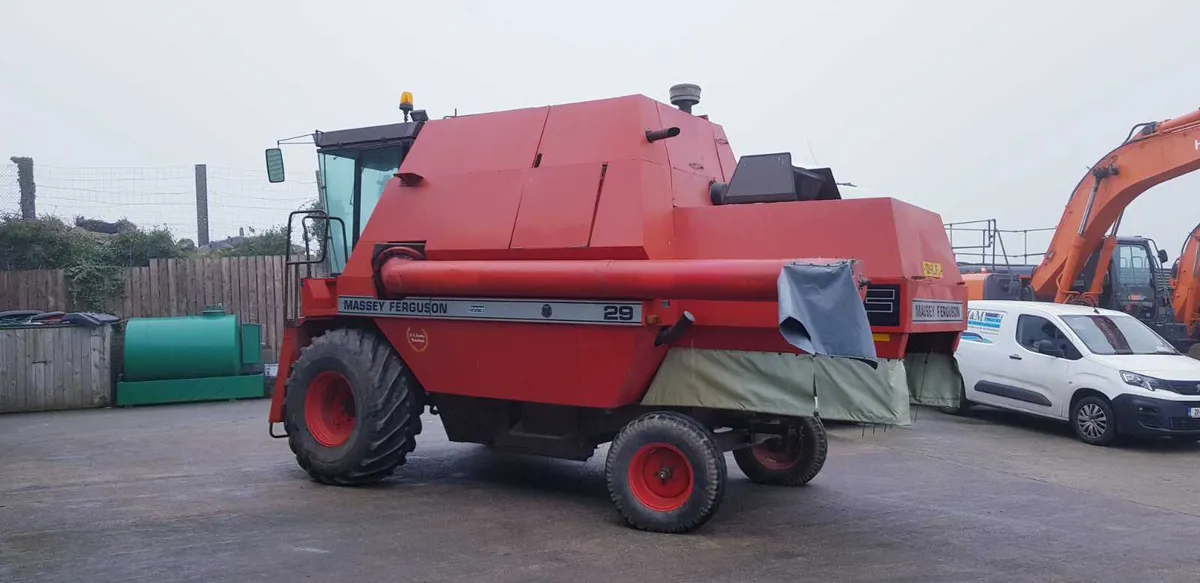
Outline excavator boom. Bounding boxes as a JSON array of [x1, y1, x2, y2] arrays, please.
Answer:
[[1175, 223, 1200, 342], [1031, 108, 1200, 304]]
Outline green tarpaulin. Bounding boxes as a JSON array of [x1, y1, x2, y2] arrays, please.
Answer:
[[640, 348, 960, 425]]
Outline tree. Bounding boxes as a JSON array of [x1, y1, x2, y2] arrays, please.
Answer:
[[215, 226, 289, 257], [0, 215, 92, 270]]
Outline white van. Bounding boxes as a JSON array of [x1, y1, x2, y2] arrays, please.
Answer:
[[951, 300, 1200, 446]]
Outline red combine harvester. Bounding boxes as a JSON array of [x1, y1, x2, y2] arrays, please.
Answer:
[[264, 85, 967, 533]]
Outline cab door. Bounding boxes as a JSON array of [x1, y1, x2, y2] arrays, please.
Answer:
[[981, 313, 1079, 419]]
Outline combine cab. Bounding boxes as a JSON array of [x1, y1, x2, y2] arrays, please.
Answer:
[[265, 86, 967, 532]]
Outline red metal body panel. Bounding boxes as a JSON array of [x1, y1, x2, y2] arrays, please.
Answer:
[[378, 319, 666, 408], [400, 105, 549, 174], [655, 102, 730, 183], [673, 197, 958, 279], [536, 97, 668, 168], [281, 93, 965, 410], [672, 197, 967, 358], [510, 164, 604, 250], [270, 326, 305, 424], [588, 159, 675, 259]]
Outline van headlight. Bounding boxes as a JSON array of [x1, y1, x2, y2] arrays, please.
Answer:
[[1120, 371, 1172, 392]]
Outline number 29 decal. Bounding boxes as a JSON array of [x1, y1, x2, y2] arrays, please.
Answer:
[[603, 305, 637, 321]]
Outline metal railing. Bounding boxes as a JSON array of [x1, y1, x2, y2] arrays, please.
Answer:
[[282, 210, 346, 325], [944, 219, 1053, 271]]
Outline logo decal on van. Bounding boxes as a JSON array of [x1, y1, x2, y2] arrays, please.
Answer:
[[968, 309, 1005, 339]]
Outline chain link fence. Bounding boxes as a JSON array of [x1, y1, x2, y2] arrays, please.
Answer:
[[0, 160, 319, 247]]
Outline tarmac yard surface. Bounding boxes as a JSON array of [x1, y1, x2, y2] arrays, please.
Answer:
[[2, 402, 1200, 583]]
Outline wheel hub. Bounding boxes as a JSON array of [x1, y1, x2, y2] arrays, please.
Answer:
[[1077, 403, 1107, 440], [628, 443, 695, 511], [306, 370, 357, 447], [751, 429, 803, 470]]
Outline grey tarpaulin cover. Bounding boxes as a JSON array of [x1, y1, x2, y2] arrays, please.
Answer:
[[777, 261, 877, 360]]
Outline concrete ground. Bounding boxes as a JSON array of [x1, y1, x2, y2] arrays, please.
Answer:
[[2, 401, 1199, 583]]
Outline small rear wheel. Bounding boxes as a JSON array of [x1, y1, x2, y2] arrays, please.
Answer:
[[605, 411, 726, 533], [733, 416, 827, 486], [284, 328, 424, 485]]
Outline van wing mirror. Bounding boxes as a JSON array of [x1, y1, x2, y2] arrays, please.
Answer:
[[266, 148, 286, 183]]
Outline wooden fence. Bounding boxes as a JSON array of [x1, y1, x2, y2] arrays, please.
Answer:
[[0, 269, 69, 313], [0, 255, 298, 363]]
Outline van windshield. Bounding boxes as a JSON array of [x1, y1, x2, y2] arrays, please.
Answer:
[[1060, 314, 1178, 356]]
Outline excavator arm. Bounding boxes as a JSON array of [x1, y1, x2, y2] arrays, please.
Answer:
[[1175, 222, 1200, 340], [1031, 108, 1200, 304]]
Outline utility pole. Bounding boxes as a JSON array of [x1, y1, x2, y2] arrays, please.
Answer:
[[10, 156, 35, 219], [194, 163, 209, 246]]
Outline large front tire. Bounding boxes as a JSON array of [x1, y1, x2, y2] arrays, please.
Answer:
[[605, 412, 726, 534], [733, 416, 827, 486], [284, 328, 424, 485]]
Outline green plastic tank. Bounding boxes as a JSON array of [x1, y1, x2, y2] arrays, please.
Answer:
[[123, 306, 259, 382]]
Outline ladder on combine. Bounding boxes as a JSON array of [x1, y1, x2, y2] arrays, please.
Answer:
[[281, 209, 346, 325]]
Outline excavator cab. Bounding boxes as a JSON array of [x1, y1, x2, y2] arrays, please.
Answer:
[[1074, 237, 1189, 348], [1075, 238, 1167, 311]]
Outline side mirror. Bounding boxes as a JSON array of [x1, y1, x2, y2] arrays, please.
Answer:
[[265, 148, 286, 183], [1158, 249, 1169, 264]]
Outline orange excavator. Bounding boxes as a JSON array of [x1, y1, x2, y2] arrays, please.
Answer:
[[955, 105, 1200, 352], [1172, 223, 1200, 356], [1031, 107, 1200, 307]]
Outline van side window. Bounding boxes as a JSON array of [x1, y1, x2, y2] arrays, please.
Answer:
[[1015, 315, 1082, 359]]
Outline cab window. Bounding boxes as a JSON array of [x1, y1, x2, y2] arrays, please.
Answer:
[[317, 145, 406, 274], [1015, 315, 1081, 359], [1115, 243, 1155, 303]]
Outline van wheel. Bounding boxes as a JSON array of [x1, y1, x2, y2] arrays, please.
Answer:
[[1071, 396, 1117, 446]]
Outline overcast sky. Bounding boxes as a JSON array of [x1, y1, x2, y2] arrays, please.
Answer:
[[2, 0, 1199, 255]]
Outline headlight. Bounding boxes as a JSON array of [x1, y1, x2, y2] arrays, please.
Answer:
[[1120, 371, 1173, 392]]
